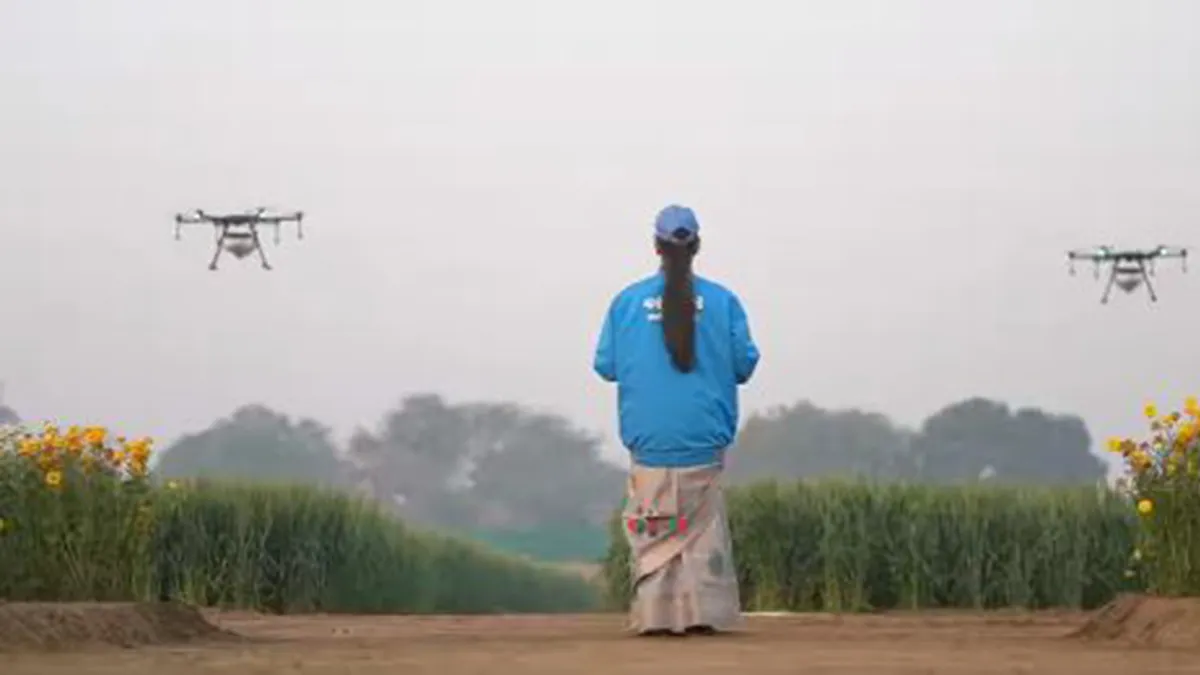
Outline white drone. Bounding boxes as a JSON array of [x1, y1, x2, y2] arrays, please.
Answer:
[[174, 207, 305, 270], [1066, 245, 1188, 304]]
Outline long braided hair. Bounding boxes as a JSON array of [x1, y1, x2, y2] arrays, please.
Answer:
[[656, 234, 699, 372]]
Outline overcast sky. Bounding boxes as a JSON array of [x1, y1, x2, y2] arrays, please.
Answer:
[[1, 0, 1196, 470]]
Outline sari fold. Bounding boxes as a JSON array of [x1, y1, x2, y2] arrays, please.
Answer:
[[622, 462, 741, 634]]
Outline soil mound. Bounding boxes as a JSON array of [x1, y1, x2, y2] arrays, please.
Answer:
[[0, 601, 238, 651], [1070, 594, 1200, 649]]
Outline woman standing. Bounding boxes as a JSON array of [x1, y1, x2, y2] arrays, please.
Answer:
[[593, 204, 760, 636]]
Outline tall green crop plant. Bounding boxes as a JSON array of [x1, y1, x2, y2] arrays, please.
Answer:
[[602, 480, 1137, 612]]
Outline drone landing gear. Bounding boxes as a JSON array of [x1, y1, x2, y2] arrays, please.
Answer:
[[252, 229, 273, 271], [1099, 262, 1156, 304], [1142, 268, 1158, 302], [1100, 267, 1115, 304], [208, 231, 227, 271], [207, 226, 273, 271]]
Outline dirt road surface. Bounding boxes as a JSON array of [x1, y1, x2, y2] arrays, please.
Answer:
[[6, 608, 1200, 675]]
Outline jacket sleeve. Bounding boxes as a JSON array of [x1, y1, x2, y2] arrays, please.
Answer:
[[593, 303, 617, 382], [730, 293, 759, 385]]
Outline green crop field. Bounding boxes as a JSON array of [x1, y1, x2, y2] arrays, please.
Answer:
[[603, 480, 1140, 612], [9, 411, 1200, 617], [0, 443, 600, 613]]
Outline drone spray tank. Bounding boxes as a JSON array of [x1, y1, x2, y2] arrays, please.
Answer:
[[222, 233, 258, 259]]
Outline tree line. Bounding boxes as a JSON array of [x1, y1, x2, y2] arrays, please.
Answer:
[[0, 394, 1106, 531]]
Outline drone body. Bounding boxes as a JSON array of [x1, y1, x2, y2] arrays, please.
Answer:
[[174, 207, 305, 270], [1066, 245, 1188, 304]]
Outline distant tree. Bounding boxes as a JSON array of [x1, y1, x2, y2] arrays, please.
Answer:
[[469, 409, 624, 529], [908, 397, 1104, 485], [0, 404, 18, 426], [344, 393, 485, 524], [725, 401, 913, 483], [346, 394, 624, 529], [722, 397, 1103, 486], [155, 404, 347, 486]]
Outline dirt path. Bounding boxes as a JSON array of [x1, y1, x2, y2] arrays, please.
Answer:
[[6, 609, 1200, 674]]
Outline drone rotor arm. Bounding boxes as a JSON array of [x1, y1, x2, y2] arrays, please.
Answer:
[[256, 212, 304, 239], [1153, 246, 1188, 258], [1066, 249, 1111, 261], [173, 211, 213, 240]]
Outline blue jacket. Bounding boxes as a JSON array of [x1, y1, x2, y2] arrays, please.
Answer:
[[593, 273, 760, 467]]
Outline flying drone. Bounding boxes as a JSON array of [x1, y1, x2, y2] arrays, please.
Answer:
[[174, 207, 305, 270], [1066, 245, 1188, 304]]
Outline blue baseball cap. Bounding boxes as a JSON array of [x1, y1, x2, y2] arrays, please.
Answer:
[[654, 204, 700, 244]]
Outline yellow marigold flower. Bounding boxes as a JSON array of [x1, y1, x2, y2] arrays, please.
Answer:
[[65, 434, 84, 455], [84, 426, 106, 447], [127, 438, 152, 460], [110, 449, 126, 466], [44, 470, 63, 488], [37, 452, 60, 471], [127, 458, 148, 478], [1178, 422, 1196, 445], [1171, 438, 1188, 456], [1106, 437, 1124, 454], [1129, 451, 1153, 474], [1185, 396, 1199, 416], [17, 437, 40, 457], [1144, 403, 1158, 419], [1137, 498, 1154, 515]]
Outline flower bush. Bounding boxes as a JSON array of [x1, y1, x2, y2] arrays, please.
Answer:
[[1109, 396, 1200, 596], [0, 422, 159, 600]]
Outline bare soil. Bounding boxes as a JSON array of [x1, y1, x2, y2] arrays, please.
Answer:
[[0, 602, 234, 651], [5, 596, 1200, 674], [1071, 593, 1200, 649]]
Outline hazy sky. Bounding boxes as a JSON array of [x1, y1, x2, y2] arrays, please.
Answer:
[[1, 0, 1197, 470]]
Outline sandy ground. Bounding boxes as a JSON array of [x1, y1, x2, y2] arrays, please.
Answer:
[[6, 609, 1200, 675]]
